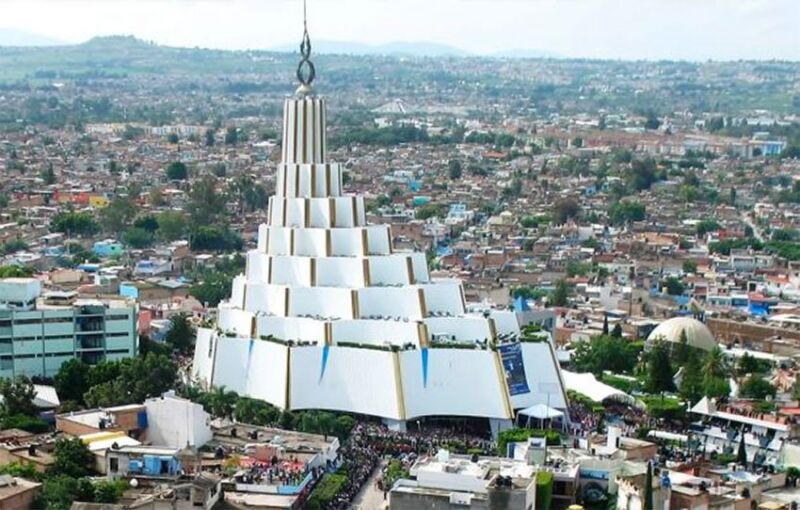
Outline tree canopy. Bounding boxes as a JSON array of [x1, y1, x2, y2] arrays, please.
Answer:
[[165, 161, 188, 180]]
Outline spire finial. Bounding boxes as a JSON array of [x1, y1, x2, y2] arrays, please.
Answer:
[[296, 0, 316, 95]]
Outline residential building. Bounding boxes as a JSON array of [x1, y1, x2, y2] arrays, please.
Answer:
[[0, 278, 137, 378], [390, 450, 537, 510]]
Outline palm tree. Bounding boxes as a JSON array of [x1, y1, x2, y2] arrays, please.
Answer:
[[208, 386, 237, 419], [703, 346, 726, 378], [316, 412, 336, 441]]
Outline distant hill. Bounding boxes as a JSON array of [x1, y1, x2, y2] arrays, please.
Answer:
[[79, 35, 154, 49], [271, 40, 470, 58], [491, 49, 563, 59], [0, 28, 63, 47]]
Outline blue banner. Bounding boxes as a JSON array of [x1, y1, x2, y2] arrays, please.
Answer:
[[498, 343, 530, 396]]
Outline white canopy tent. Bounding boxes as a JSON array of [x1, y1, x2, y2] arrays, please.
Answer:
[[518, 404, 564, 420], [562, 370, 643, 409], [517, 403, 565, 429]]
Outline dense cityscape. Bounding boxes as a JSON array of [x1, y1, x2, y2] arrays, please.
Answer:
[[0, 5, 799, 510]]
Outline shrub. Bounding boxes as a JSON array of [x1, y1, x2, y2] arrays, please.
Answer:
[[307, 469, 348, 508], [600, 374, 639, 394], [1, 414, 50, 434], [536, 471, 554, 510], [497, 428, 561, 456], [641, 396, 686, 421]]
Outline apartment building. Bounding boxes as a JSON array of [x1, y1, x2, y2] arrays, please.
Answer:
[[0, 278, 137, 378]]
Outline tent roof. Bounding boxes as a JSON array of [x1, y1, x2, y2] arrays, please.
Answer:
[[518, 403, 564, 420], [562, 370, 642, 408]]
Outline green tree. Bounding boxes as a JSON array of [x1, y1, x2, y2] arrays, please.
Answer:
[[0, 265, 34, 278], [536, 471, 554, 510], [571, 336, 642, 376], [702, 346, 730, 399], [316, 412, 336, 441], [679, 353, 703, 404], [447, 160, 463, 180], [98, 198, 137, 235], [602, 315, 609, 336], [739, 376, 776, 400], [39, 476, 96, 510], [51, 437, 94, 478], [224, 127, 239, 145], [644, 113, 661, 130], [205, 129, 215, 147], [41, 163, 56, 185], [54, 359, 90, 405], [0, 376, 37, 417], [187, 175, 227, 227], [190, 271, 234, 307], [416, 204, 444, 220], [93, 480, 127, 504], [190, 226, 243, 252], [167, 133, 180, 144], [83, 354, 177, 407], [165, 314, 195, 354], [645, 341, 675, 393], [123, 227, 154, 249], [704, 377, 731, 400], [703, 346, 727, 379], [233, 397, 279, 426], [696, 219, 721, 237], [682, 259, 698, 274], [611, 323, 623, 338], [627, 158, 659, 191], [551, 279, 569, 307], [608, 201, 646, 225], [0, 461, 40, 481], [736, 434, 747, 466], [157, 211, 188, 241], [228, 175, 268, 214], [552, 197, 580, 224], [133, 215, 159, 234], [335, 415, 356, 440], [207, 386, 238, 419], [165, 161, 188, 180], [50, 211, 100, 237], [736, 353, 761, 376], [673, 329, 690, 365], [661, 276, 685, 296], [1, 413, 48, 433]]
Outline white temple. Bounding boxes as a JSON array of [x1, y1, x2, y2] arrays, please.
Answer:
[[192, 57, 569, 434]]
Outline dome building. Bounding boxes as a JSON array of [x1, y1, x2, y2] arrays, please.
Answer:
[[646, 317, 716, 351], [191, 30, 568, 435]]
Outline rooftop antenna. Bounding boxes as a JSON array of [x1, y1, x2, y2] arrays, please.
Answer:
[[296, 0, 316, 96]]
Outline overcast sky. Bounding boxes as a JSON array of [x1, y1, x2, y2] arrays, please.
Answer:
[[1, 0, 798, 60]]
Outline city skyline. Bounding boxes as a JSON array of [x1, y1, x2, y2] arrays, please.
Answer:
[[0, 0, 798, 61]]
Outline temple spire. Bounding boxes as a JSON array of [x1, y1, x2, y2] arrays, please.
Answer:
[[296, 0, 316, 97]]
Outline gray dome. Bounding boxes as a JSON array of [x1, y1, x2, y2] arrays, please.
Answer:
[[646, 317, 716, 351]]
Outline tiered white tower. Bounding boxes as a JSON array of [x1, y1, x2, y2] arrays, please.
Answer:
[[192, 82, 568, 433]]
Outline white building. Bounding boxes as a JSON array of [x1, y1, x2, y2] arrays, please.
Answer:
[[144, 391, 213, 449], [192, 74, 568, 434]]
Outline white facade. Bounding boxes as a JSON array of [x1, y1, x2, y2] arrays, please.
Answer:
[[144, 391, 213, 448], [192, 87, 568, 425]]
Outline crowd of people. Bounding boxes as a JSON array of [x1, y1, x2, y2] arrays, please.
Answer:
[[318, 428, 381, 510], [310, 421, 497, 509], [233, 456, 310, 487], [352, 422, 495, 458], [568, 401, 602, 434]]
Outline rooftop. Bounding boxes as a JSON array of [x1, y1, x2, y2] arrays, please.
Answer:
[[0, 476, 41, 500]]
